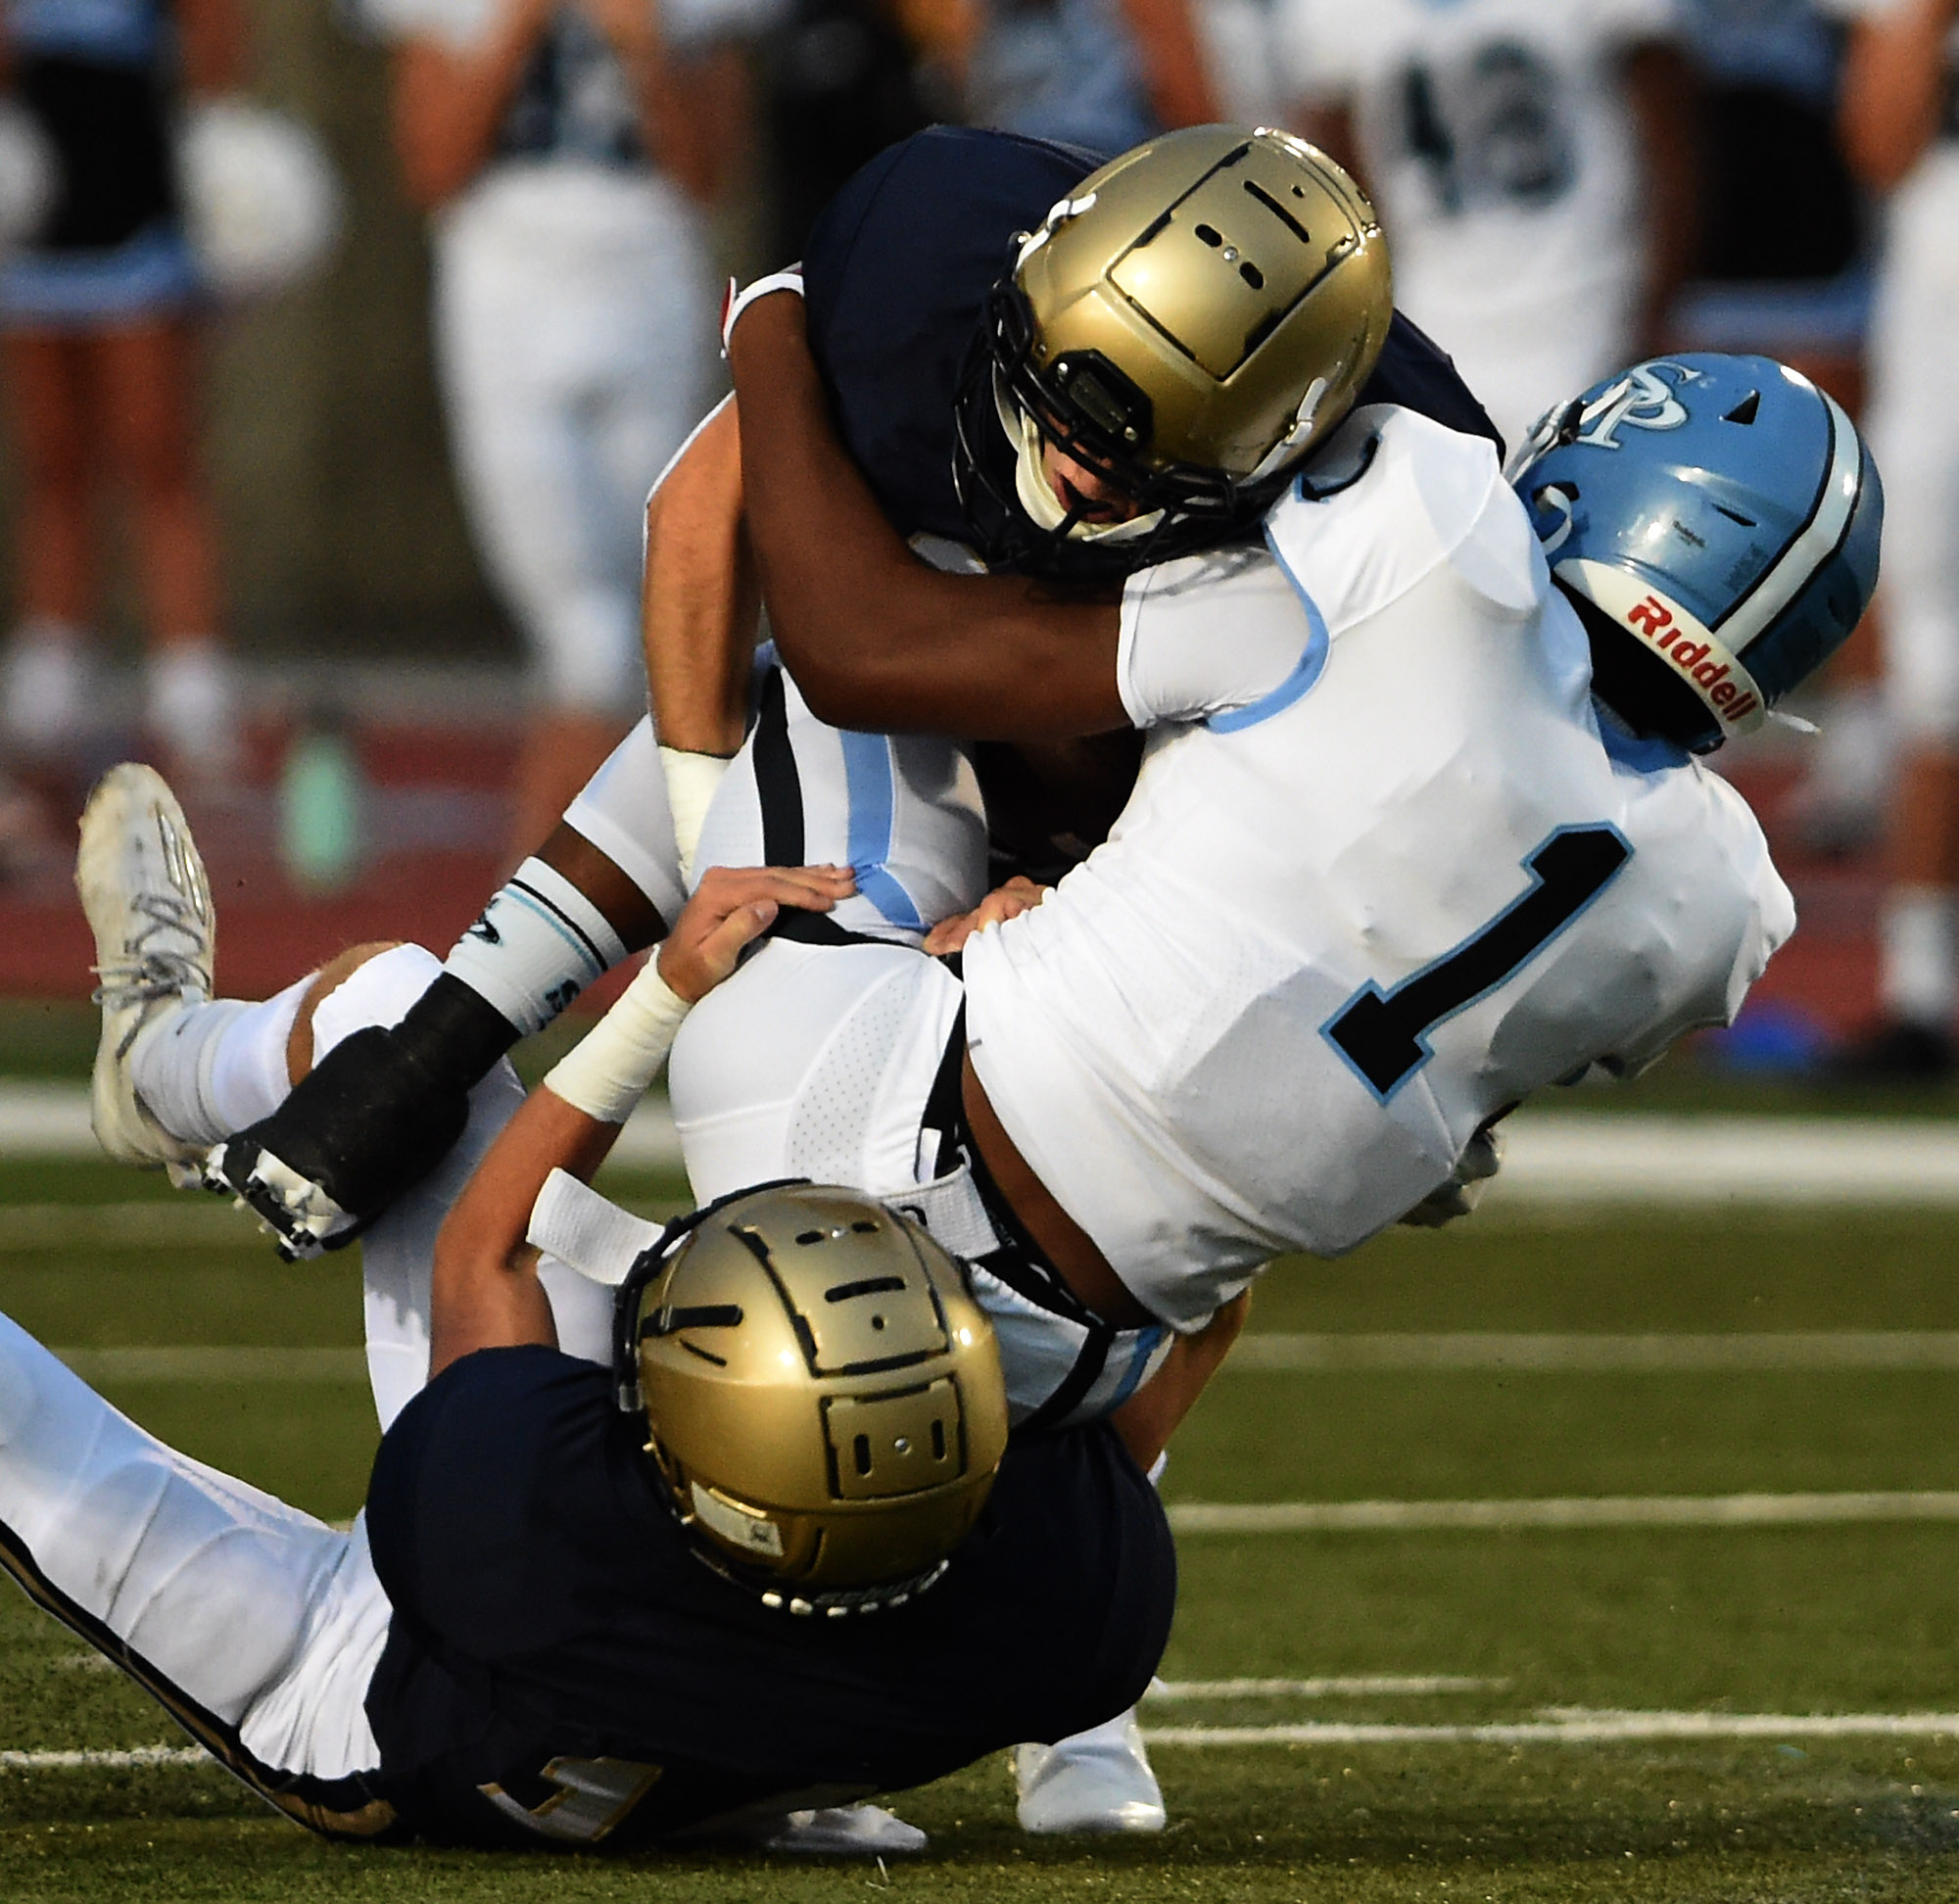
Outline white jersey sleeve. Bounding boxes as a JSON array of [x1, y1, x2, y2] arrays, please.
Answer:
[[1117, 547, 1316, 730]]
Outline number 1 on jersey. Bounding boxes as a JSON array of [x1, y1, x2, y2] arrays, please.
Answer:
[[1324, 825, 1632, 1101]]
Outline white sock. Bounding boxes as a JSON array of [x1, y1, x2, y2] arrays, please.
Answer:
[[1880, 886, 1958, 1028], [127, 975, 312, 1145]]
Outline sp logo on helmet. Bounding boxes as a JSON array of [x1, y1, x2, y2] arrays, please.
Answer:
[[1573, 360, 1705, 451]]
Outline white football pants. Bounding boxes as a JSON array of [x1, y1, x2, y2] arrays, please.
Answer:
[[433, 161, 715, 714], [0, 945, 612, 1834]]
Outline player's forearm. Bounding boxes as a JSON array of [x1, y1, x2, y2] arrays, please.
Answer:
[[1840, 0, 1959, 190], [728, 294, 1127, 741], [430, 1088, 616, 1376], [645, 399, 758, 759], [390, 0, 550, 212]]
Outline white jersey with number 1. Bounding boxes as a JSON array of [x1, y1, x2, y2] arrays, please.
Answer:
[[963, 403, 1791, 1327]]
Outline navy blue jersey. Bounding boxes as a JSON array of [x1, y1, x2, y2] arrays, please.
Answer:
[[801, 124, 1505, 550], [363, 1346, 1173, 1850]]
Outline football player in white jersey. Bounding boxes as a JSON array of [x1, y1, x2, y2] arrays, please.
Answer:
[[1276, 0, 1699, 450], [1824, 0, 1959, 1076]]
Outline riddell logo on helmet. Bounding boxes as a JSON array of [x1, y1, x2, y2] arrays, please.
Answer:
[[1622, 594, 1760, 726]]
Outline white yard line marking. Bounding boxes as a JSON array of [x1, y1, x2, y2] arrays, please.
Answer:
[[1147, 1677, 1504, 1701], [53, 1346, 367, 1383], [1144, 1711, 1959, 1746], [0, 1746, 208, 1770], [0, 1203, 260, 1249], [1226, 1332, 1959, 1373], [1169, 1492, 1959, 1534], [0, 1091, 1947, 1201], [1494, 1114, 1959, 1207], [0, 1082, 687, 1170]]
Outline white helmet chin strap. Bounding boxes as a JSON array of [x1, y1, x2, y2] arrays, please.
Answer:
[[1557, 557, 1769, 739], [995, 372, 1164, 546]]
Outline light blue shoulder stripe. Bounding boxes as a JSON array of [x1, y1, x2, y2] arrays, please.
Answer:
[[1204, 527, 1331, 734], [839, 731, 927, 931]]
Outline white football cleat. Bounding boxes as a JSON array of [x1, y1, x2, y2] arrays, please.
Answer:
[[74, 764, 216, 1183], [746, 1802, 928, 1855], [1015, 1708, 1166, 1834]]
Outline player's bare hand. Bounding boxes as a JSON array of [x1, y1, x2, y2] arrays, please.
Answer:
[[657, 864, 855, 1003], [924, 877, 1049, 956]]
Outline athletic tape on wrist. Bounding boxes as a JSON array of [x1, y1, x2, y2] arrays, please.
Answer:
[[543, 955, 691, 1124], [658, 745, 732, 882], [442, 858, 629, 1039]]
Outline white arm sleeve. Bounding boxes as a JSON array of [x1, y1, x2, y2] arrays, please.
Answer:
[[1117, 547, 1320, 729]]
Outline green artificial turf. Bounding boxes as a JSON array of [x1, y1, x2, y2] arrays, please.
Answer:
[[0, 1162, 1958, 1897]]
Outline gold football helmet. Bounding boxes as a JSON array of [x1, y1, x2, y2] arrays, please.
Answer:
[[954, 124, 1394, 576], [614, 1183, 1009, 1614]]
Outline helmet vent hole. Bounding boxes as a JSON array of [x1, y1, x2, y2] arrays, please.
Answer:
[[1239, 262, 1265, 290], [1723, 392, 1761, 426], [1715, 504, 1757, 528], [932, 1419, 946, 1460], [1242, 177, 1313, 244], [796, 1230, 825, 1246], [825, 1275, 907, 1304], [851, 1219, 879, 1233], [853, 1435, 873, 1477], [1194, 223, 1224, 248], [871, 1314, 886, 1331]]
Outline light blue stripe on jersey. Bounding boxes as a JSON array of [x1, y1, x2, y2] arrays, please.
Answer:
[[1103, 1325, 1169, 1413], [1208, 532, 1331, 734], [840, 731, 926, 931], [9, 0, 162, 63]]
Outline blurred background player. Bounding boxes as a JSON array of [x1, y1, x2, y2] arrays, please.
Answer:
[[0, 0, 244, 783], [1277, 0, 1698, 452], [360, 0, 762, 856], [1826, 0, 1959, 1076], [906, 0, 1220, 156]]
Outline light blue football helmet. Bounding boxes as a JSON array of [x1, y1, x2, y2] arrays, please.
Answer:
[[1510, 354, 1883, 753]]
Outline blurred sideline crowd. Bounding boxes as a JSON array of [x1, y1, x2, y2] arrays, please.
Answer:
[[0, 0, 1954, 1077]]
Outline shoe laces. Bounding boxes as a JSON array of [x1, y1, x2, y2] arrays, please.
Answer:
[[90, 889, 212, 1015]]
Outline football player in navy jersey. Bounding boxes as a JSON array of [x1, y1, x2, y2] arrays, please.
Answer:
[[6, 763, 1175, 1856]]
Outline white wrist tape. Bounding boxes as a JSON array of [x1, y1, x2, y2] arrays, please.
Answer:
[[719, 267, 803, 357], [543, 955, 691, 1124], [659, 745, 732, 884], [444, 857, 630, 1038]]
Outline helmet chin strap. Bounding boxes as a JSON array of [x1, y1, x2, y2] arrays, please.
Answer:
[[997, 374, 1164, 546]]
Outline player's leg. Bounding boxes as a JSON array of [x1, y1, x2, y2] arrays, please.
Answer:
[[92, 317, 236, 777], [0, 328, 96, 752], [76, 766, 614, 1424], [432, 177, 642, 855], [0, 1308, 396, 1837]]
